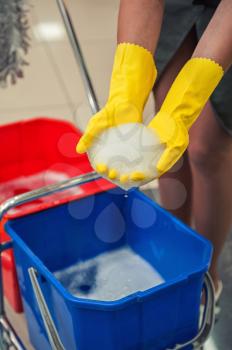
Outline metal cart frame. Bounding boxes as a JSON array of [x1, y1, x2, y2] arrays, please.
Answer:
[[0, 1, 216, 349]]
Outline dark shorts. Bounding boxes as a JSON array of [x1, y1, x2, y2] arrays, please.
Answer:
[[155, 0, 232, 135]]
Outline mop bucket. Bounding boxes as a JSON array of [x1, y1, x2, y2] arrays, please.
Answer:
[[0, 118, 114, 312], [3, 173, 214, 350]]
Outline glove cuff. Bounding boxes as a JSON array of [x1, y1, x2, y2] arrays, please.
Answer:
[[108, 43, 157, 112], [160, 57, 224, 129]]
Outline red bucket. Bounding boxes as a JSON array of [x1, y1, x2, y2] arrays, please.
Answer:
[[0, 117, 114, 312]]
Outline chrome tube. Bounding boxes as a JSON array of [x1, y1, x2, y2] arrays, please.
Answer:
[[56, 0, 100, 114]]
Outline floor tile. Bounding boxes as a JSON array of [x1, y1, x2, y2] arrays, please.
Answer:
[[6, 300, 33, 350], [30, 0, 63, 25], [80, 39, 116, 103], [45, 41, 89, 107], [0, 45, 69, 110], [0, 105, 74, 125], [61, 0, 118, 41]]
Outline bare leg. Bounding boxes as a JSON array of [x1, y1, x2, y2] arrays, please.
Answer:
[[154, 28, 197, 224], [158, 155, 192, 224], [188, 102, 232, 288], [155, 26, 232, 289]]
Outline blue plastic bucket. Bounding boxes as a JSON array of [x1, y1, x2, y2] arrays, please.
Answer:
[[5, 188, 212, 350]]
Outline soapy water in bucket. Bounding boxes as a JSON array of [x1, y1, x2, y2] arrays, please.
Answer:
[[54, 247, 164, 301], [87, 123, 165, 190]]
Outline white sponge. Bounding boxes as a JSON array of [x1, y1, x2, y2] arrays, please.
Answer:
[[87, 123, 164, 190]]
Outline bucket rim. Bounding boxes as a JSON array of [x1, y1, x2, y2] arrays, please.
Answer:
[[4, 189, 212, 310]]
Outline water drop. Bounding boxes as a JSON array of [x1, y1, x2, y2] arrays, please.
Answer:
[[94, 203, 125, 243]]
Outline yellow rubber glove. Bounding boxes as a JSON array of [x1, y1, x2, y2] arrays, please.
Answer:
[[149, 58, 224, 176], [76, 43, 157, 155]]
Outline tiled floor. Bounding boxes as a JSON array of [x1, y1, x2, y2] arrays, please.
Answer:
[[1, 1, 231, 349]]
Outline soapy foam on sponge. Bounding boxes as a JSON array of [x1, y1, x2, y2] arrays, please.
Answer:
[[88, 123, 165, 190]]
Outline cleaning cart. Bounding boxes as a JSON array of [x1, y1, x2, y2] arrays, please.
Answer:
[[0, 172, 215, 350], [0, 0, 216, 349]]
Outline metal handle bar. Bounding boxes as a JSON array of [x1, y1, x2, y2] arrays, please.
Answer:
[[169, 272, 215, 350], [29, 268, 65, 350], [0, 171, 100, 222], [56, 0, 100, 114]]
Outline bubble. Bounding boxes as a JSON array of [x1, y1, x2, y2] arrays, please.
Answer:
[[57, 132, 79, 158], [168, 156, 184, 173], [68, 195, 95, 220], [94, 203, 125, 243], [131, 198, 157, 229], [158, 178, 187, 210]]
